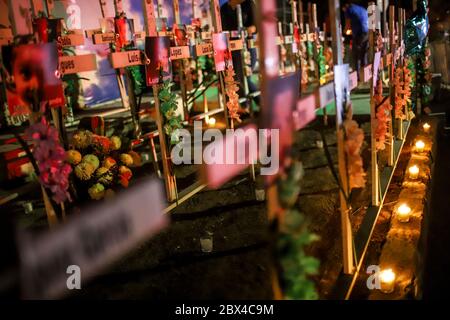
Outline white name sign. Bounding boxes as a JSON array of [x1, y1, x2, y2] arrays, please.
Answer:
[[92, 32, 117, 44], [195, 43, 213, 56], [19, 179, 168, 299], [229, 39, 243, 51], [319, 82, 335, 109], [59, 54, 97, 75], [59, 34, 85, 47], [170, 46, 191, 60]]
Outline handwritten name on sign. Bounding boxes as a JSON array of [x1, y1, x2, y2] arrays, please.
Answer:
[[110, 50, 144, 69], [134, 31, 146, 42], [201, 31, 212, 40], [59, 34, 85, 47], [195, 43, 213, 56], [294, 94, 317, 130], [349, 71, 358, 90], [170, 46, 191, 60], [92, 32, 117, 44], [229, 39, 243, 51], [319, 82, 335, 109], [363, 64, 373, 83], [284, 35, 294, 44], [59, 54, 97, 75], [301, 33, 315, 42], [19, 179, 168, 300]]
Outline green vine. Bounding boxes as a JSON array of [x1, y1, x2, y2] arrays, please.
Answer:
[[277, 161, 320, 300], [158, 81, 183, 146], [316, 46, 327, 85]]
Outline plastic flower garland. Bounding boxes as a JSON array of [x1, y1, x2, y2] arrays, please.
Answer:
[[26, 117, 72, 204], [394, 63, 412, 119], [299, 41, 309, 85], [374, 78, 392, 151], [224, 65, 242, 124], [343, 106, 366, 189]]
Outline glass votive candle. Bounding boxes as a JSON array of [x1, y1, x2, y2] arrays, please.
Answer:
[[423, 123, 430, 133], [397, 204, 411, 223], [408, 165, 419, 180], [207, 117, 216, 127], [379, 269, 396, 293], [415, 140, 425, 153]]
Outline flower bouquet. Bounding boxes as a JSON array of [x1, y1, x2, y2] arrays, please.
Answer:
[[66, 130, 141, 201]]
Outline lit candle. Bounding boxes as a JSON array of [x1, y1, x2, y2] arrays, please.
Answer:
[[207, 117, 216, 127], [397, 204, 411, 223], [423, 123, 430, 132], [379, 269, 396, 293], [409, 165, 419, 180], [415, 140, 425, 153]]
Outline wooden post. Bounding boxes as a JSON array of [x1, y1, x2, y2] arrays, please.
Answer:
[[387, 5, 396, 167], [114, 0, 140, 137], [255, 0, 283, 299], [298, 0, 304, 34], [211, 0, 230, 129], [312, 3, 327, 125], [237, 4, 250, 106], [98, 0, 130, 110], [329, 0, 354, 274], [369, 2, 380, 207], [142, 0, 178, 202], [172, 0, 190, 122], [153, 86, 178, 202], [396, 7, 404, 139]]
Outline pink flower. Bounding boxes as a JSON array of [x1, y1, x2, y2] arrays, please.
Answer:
[[26, 117, 72, 204]]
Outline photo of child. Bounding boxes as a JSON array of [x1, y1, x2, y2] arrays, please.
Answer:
[[1, 42, 65, 115], [145, 36, 172, 85]]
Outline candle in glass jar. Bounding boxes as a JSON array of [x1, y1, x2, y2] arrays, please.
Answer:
[[208, 117, 216, 127], [423, 123, 430, 132], [415, 140, 425, 153], [409, 165, 419, 180], [379, 269, 396, 293], [397, 204, 411, 223]]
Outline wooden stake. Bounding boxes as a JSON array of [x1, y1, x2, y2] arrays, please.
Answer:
[[329, 0, 354, 274], [397, 7, 404, 139], [387, 5, 396, 167], [369, 2, 380, 207], [142, 0, 178, 202], [153, 86, 178, 202]]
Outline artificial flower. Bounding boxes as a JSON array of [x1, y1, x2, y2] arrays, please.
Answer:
[[82, 154, 100, 170], [26, 117, 72, 204], [74, 162, 95, 181], [88, 183, 105, 200], [66, 149, 82, 165], [71, 130, 92, 149], [102, 157, 117, 169], [110, 136, 122, 151]]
